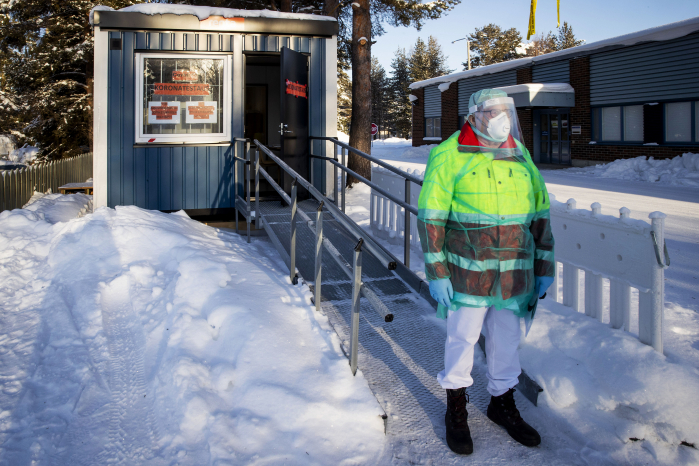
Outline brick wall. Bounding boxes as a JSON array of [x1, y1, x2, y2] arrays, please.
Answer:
[[568, 56, 690, 164], [441, 83, 459, 141], [515, 67, 534, 153], [411, 88, 425, 147], [516, 67, 532, 86]]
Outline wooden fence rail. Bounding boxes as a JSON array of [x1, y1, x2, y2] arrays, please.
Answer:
[[0, 153, 93, 213]]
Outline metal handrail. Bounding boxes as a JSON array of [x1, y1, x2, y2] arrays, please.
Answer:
[[244, 139, 395, 376], [309, 136, 419, 267], [310, 136, 424, 186]]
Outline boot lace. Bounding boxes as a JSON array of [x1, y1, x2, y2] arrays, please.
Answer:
[[498, 388, 524, 424], [447, 388, 469, 428]]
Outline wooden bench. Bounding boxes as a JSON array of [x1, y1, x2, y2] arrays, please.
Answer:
[[59, 182, 93, 195]]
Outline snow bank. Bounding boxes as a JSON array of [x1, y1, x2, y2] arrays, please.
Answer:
[[0, 200, 385, 464], [558, 153, 699, 187], [7, 145, 38, 164], [522, 300, 699, 465]]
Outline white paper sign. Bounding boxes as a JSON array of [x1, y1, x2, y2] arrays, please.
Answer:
[[185, 101, 218, 124], [148, 101, 181, 124]]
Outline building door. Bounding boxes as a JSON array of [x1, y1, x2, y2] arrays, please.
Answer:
[[539, 112, 570, 165], [280, 47, 309, 195]]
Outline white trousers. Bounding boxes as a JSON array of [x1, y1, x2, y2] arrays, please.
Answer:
[[437, 306, 522, 397]]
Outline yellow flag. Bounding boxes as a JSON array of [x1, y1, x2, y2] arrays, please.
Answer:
[[527, 0, 537, 40], [557, 0, 560, 27]]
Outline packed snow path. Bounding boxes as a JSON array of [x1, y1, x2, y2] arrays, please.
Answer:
[[258, 199, 574, 463], [0, 199, 387, 465]]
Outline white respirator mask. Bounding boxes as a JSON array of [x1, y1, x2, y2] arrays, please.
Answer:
[[486, 111, 511, 142]]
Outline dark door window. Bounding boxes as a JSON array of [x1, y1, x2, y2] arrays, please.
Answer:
[[539, 112, 570, 165]]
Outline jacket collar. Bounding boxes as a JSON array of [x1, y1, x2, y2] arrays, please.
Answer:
[[458, 121, 517, 149]]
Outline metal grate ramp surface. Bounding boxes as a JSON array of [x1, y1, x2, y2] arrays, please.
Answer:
[[258, 199, 566, 464]]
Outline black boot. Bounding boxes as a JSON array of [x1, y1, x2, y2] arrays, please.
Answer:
[[445, 388, 473, 455], [487, 388, 541, 447]]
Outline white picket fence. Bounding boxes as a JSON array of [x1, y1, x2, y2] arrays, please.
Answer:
[[370, 166, 669, 353], [370, 165, 424, 247]]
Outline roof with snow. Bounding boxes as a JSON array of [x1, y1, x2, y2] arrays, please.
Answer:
[[410, 16, 699, 90], [92, 4, 338, 36]]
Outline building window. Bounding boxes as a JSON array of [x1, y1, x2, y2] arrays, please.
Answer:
[[665, 102, 692, 143], [592, 105, 644, 142], [135, 53, 231, 144], [425, 117, 441, 138]]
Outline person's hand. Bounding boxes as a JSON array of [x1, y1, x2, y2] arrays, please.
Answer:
[[429, 278, 453, 307], [535, 276, 554, 298]]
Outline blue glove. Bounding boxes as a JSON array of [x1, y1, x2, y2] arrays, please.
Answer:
[[429, 278, 453, 308], [535, 276, 554, 298]]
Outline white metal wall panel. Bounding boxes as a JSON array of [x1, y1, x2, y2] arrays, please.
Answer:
[[590, 31, 699, 105], [532, 60, 570, 83], [423, 85, 442, 118], [457, 71, 517, 115]]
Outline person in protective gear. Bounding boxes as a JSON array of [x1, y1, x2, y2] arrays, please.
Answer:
[[418, 88, 555, 454]]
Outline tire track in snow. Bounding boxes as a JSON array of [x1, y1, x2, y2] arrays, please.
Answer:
[[95, 276, 161, 465]]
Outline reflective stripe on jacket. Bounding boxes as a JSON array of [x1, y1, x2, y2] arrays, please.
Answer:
[[417, 128, 555, 317]]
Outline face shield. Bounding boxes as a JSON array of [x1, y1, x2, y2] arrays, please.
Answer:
[[459, 96, 526, 162]]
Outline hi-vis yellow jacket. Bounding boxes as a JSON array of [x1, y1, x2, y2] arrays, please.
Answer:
[[417, 126, 555, 318]]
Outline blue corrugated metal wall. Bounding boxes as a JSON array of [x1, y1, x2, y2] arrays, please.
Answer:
[[590, 31, 699, 105], [532, 60, 570, 83], [423, 85, 441, 117], [457, 71, 518, 115], [107, 30, 326, 210]]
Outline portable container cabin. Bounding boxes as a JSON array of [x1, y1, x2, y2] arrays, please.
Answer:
[[410, 17, 699, 167], [92, 5, 338, 214]]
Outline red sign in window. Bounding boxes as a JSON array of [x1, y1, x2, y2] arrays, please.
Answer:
[[172, 70, 199, 82], [188, 102, 215, 120], [285, 79, 308, 99], [154, 82, 210, 96], [150, 102, 179, 120]]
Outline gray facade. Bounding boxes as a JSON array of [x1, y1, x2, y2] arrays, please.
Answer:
[[589, 31, 699, 106], [423, 85, 442, 118], [532, 60, 570, 84]]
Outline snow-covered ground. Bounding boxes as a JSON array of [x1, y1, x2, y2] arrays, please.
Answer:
[[1, 138, 698, 464], [341, 138, 699, 464], [0, 198, 386, 464]]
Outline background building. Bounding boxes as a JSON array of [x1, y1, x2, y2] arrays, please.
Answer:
[[409, 17, 699, 166]]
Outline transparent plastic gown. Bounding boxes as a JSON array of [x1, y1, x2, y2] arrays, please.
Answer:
[[417, 96, 555, 319]]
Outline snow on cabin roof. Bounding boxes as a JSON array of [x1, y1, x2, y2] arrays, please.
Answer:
[[119, 4, 336, 22], [410, 15, 699, 90]]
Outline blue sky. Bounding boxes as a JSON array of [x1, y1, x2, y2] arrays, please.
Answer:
[[371, 0, 699, 75]]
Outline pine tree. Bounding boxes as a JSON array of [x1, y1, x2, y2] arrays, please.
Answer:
[[370, 56, 391, 138], [337, 60, 352, 134], [523, 31, 557, 56], [426, 36, 452, 78], [465, 24, 523, 69], [409, 38, 430, 82], [389, 47, 412, 139], [555, 22, 584, 50], [0, 0, 139, 161]]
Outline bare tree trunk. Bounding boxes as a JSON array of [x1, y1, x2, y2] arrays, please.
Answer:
[[280, 0, 291, 12], [348, 0, 371, 186]]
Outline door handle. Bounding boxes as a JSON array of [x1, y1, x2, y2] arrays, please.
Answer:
[[279, 123, 292, 135]]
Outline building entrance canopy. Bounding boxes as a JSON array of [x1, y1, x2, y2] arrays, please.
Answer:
[[495, 83, 575, 108]]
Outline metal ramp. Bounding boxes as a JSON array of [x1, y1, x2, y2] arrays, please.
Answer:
[[256, 198, 562, 463]]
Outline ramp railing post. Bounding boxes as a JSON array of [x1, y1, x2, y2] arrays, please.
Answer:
[[314, 201, 324, 312], [350, 238, 364, 376], [333, 151, 339, 207], [341, 148, 346, 213], [246, 143, 251, 243], [290, 178, 298, 285], [640, 212, 667, 353], [254, 148, 260, 230], [404, 178, 411, 268], [234, 140, 239, 233]]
